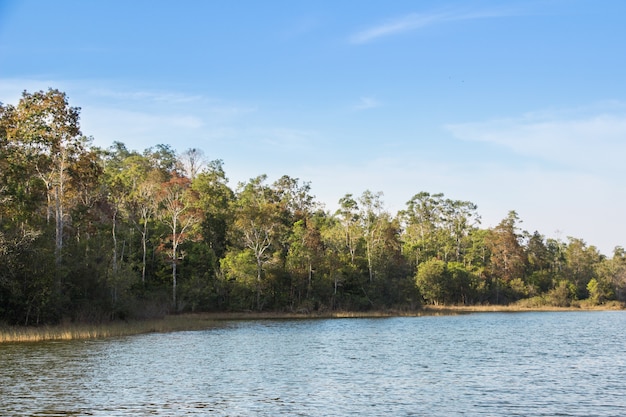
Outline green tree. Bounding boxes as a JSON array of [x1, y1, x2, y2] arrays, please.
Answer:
[[191, 159, 233, 264], [358, 190, 385, 283], [415, 258, 447, 305], [401, 192, 444, 267], [286, 217, 325, 308], [563, 237, 603, 299], [524, 231, 554, 294], [598, 247, 626, 301], [7, 89, 87, 264], [144, 144, 178, 176], [586, 278, 612, 305], [319, 215, 347, 307], [336, 194, 361, 265], [158, 174, 201, 308], [485, 211, 527, 303], [439, 198, 480, 263], [228, 175, 283, 310]]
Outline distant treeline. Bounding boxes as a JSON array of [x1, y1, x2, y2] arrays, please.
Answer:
[[1, 89, 625, 325]]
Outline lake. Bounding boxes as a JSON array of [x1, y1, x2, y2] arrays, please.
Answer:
[[1, 311, 625, 416]]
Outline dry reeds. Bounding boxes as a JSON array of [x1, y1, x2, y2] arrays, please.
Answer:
[[2, 304, 623, 343], [0, 315, 219, 344]]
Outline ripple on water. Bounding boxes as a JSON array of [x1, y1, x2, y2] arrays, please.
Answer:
[[1, 312, 625, 416]]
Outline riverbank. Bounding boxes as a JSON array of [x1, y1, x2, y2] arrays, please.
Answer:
[[1, 302, 623, 343], [0, 314, 221, 344]]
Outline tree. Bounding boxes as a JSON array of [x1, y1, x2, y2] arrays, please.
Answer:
[[158, 174, 201, 308], [415, 258, 447, 305], [7, 89, 86, 264], [485, 211, 527, 303], [563, 237, 603, 298], [272, 175, 319, 307], [586, 278, 611, 305], [359, 190, 385, 283], [525, 231, 553, 294], [319, 215, 350, 308], [229, 175, 283, 310], [439, 198, 480, 263], [0, 102, 46, 229], [336, 194, 361, 265], [179, 148, 206, 180], [286, 217, 324, 306], [130, 172, 160, 285], [401, 192, 443, 267], [144, 144, 178, 176], [486, 211, 526, 281], [191, 159, 233, 263], [272, 175, 316, 222], [602, 247, 626, 301]]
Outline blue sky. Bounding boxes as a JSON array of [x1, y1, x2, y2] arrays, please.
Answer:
[[1, 0, 626, 254]]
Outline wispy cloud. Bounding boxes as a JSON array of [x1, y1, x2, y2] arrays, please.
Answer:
[[248, 127, 318, 151], [445, 104, 626, 173], [353, 96, 381, 110], [87, 88, 205, 104], [349, 7, 519, 44], [0, 78, 72, 104]]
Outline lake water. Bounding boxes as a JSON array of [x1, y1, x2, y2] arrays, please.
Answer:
[[1, 311, 625, 416]]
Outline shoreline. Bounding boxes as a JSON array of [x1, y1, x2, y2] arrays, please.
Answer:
[[2, 303, 623, 344]]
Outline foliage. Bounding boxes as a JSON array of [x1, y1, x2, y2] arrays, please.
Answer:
[[1, 89, 624, 325]]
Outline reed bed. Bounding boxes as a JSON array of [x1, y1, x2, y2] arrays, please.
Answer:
[[2, 304, 623, 343], [0, 314, 220, 344]]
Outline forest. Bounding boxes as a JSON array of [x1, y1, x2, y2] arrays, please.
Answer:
[[1, 89, 625, 325]]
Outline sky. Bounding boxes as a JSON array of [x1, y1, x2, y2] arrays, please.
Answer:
[[1, 0, 626, 255]]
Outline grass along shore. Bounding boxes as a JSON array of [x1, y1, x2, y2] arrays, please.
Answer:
[[1, 302, 623, 344], [0, 314, 221, 344]]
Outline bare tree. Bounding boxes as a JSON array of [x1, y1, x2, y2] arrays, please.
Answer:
[[179, 148, 206, 180]]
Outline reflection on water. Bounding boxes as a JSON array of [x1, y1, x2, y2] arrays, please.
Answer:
[[1, 312, 625, 416]]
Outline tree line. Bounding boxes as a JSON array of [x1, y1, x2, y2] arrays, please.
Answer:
[[1, 89, 625, 325]]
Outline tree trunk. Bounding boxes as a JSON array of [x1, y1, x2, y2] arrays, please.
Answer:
[[55, 184, 63, 264], [256, 258, 262, 311], [141, 219, 148, 285], [172, 260, 177, 309], [112, 210, 118, 273]]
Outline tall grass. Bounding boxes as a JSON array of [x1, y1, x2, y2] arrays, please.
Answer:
[[3, 305, 623, 343], [0, 314, 219, 343]]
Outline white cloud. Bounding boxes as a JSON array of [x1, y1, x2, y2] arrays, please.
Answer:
[[445, 106, 626, 174], [349, 7, 519, 44], [253, 127, 318, 150], [298, 149, 625, 255], [0, 78, 73, 104], [441, 104, 626, 254], [86, 88, 205, 104], [353, 96, 381, 110]]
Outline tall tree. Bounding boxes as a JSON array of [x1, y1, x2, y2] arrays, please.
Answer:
[[127, 165, 161, 285], [440, 198, 480, 263], [563, 237, 603, 298], [336, 194, 361, 265], [400, 192, 444, 267], [144, 144, 178, 176], [485, 211, 527, 302], [179, 148, 206, 180], [8, 89, 85, 263], [192, 159, 233, 260], [358, 190, 385, 283], [229, 175, 283, 310], [286, 216, 324, 306], [158, 174, 201, 308], [597, 247, 626, 301]]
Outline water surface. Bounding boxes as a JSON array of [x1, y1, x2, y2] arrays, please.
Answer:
[[1, 311, 625, 416]]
